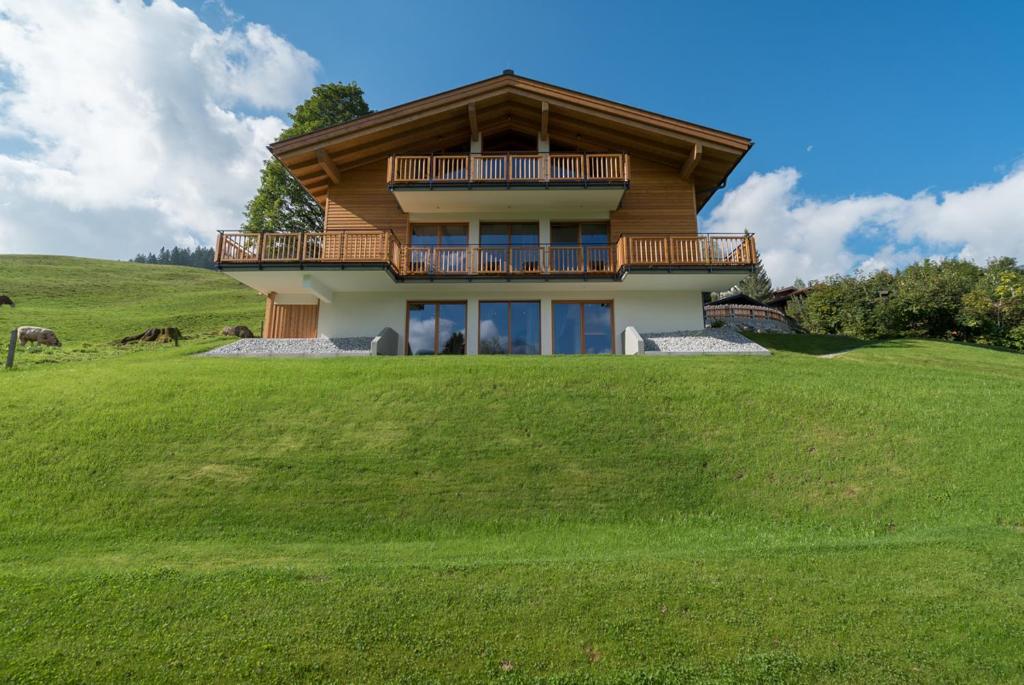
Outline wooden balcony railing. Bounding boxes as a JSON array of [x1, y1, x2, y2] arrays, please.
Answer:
[[386, 152, 629, 186], [215, 231, 756, 276]]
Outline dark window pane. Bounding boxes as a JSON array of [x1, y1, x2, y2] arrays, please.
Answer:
[[479, 302, 509, 355], [510, 302, 540, 354], [581, 223, 610, 245], [438, 303, 466, 355], [407, 304, 435, 355], [551, 224, 578, 245], [583, 303, 612, 354], [509, 223, 539, 245], [411, 225, 438, 246], [480, 223, 508, 246], [439, 225, 468, 246], [553, 303, 581, 354]]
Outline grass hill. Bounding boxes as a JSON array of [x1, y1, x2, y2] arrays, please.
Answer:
[[1, 256, 1023, 682], [0, 255, 262, 364]]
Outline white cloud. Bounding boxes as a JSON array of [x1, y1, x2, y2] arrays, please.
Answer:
[[0, 0, 317, 257], [703, 165, 1024, 285]]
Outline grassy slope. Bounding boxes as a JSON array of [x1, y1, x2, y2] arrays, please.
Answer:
[[1, 258, 1023, 682], [0, 255, 262, 364]]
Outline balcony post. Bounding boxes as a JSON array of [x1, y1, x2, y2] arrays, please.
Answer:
[[257, 231, 265, 263]]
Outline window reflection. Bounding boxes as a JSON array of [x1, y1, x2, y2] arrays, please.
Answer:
[[480, 301, 540, 355], [406, 302, 466, 355], [553, 302, 613, 354]]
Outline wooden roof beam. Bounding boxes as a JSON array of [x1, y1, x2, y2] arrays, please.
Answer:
[[681, 143, 702, 180], [468, 102, 480, 142], [316, 149, 341, 185]]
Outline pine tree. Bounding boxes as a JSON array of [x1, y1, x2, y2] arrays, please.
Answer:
[[711, 231, 773, 301]]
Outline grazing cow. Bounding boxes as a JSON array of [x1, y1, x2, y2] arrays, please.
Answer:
[[221, 325, 254, 338], [17, 326, 61, 347], [0, 295, 13, 307]]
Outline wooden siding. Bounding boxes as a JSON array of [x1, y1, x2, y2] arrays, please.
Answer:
[[609, 157, 697, 240], [325, 160, 408, 241], [264, 294, 319, 338]]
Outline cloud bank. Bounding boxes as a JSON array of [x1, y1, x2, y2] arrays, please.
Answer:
[[0, 0, 316, 257], [703, 164, 1024, 285]]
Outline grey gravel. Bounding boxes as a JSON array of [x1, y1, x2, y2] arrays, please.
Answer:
[[643, 328, 770, 355], [203, 337, 372, 357]]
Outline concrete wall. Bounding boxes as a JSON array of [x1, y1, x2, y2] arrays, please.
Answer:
[[316, 288, 705, 354]]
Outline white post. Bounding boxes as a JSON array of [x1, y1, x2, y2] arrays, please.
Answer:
[[466, 296, 479, 355], [540, 298, 553, 355]]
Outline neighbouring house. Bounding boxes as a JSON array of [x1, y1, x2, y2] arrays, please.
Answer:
[[703, 292, 794, 333], [215, 71, 758, 355], [763, 286, 811, 311]]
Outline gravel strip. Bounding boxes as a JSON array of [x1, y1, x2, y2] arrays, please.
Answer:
[[643, 328, 770, 355], [203, 337, 372, 357]]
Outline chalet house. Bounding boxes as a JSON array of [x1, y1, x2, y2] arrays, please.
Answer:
[[214, 71, 757, 355]]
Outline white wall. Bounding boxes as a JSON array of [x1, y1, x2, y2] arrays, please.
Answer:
[[316, 288, 706, 353]]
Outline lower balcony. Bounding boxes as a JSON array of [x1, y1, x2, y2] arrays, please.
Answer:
[[214, 230, 757, 278]]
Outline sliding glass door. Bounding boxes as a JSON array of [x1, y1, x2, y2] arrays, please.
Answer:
[[406, 302, 467, 355], [550, 222, 611, 272], [479, 222, 540, 272], [552, 301, 614, 354], [409, 224, 468, 273], [479, 301, 541, 354]]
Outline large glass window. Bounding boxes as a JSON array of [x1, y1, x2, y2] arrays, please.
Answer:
[[552, 301, 614, 354], [479, 301, 541, 355], [406, 302, 466, 355]]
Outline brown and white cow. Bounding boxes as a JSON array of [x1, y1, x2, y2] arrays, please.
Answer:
[[17, 326, 61, 347]]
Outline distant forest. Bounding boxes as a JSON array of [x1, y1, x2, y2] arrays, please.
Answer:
[[132, 246, 215, 269]]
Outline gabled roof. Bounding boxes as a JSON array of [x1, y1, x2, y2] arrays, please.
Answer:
[[271, 72, 753, 208]]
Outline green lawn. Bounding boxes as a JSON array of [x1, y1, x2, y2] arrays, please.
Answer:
[[1, 258, 1023, 682]]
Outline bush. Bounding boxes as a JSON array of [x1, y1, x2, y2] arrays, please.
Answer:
[[791, 257, 1024, 351]]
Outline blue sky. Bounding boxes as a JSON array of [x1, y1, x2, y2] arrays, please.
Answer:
[[185, 0, 1024, 201], [1, 1, 1022, 284]]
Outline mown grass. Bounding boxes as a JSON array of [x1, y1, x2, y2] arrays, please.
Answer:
[[0, 255, 262, 366], [2, 331, 1024, 682]]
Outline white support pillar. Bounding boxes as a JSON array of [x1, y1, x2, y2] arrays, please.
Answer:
[[540, 298, 553, 355], [468, 217, 480, 245], [471, 135, 482, 155], [466, 296, 479, 355], [537, 133, 550, 154], [539, 217, 551, 245]]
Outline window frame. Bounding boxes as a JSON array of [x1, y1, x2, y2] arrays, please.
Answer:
[[550, 221, 611, 246], [405, 300, 468, 355], [408, 223, 470, 246], [551, 300, 616, 355], [478, 300, 542, 355]]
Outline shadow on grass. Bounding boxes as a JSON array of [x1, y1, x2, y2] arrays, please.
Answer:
[[745, 333, 874, 356]]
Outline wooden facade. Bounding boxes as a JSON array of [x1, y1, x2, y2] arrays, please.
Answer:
[[263, 293, 319, 339], [609, 157, 698, 239], [324, 160, 407, 236]]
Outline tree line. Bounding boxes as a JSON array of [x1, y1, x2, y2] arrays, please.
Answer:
[[132, 246, 215, 269], [789, 257, 1024, 351]]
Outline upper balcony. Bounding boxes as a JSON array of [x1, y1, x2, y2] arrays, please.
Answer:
[[386, 152, 630, 213], [214, 230, 757, 280]]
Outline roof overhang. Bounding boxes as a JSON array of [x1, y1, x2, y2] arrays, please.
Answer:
[[269, 73, 753, 212]]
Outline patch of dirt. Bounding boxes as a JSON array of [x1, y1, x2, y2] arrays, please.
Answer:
[[189, 464, 253, 483]]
